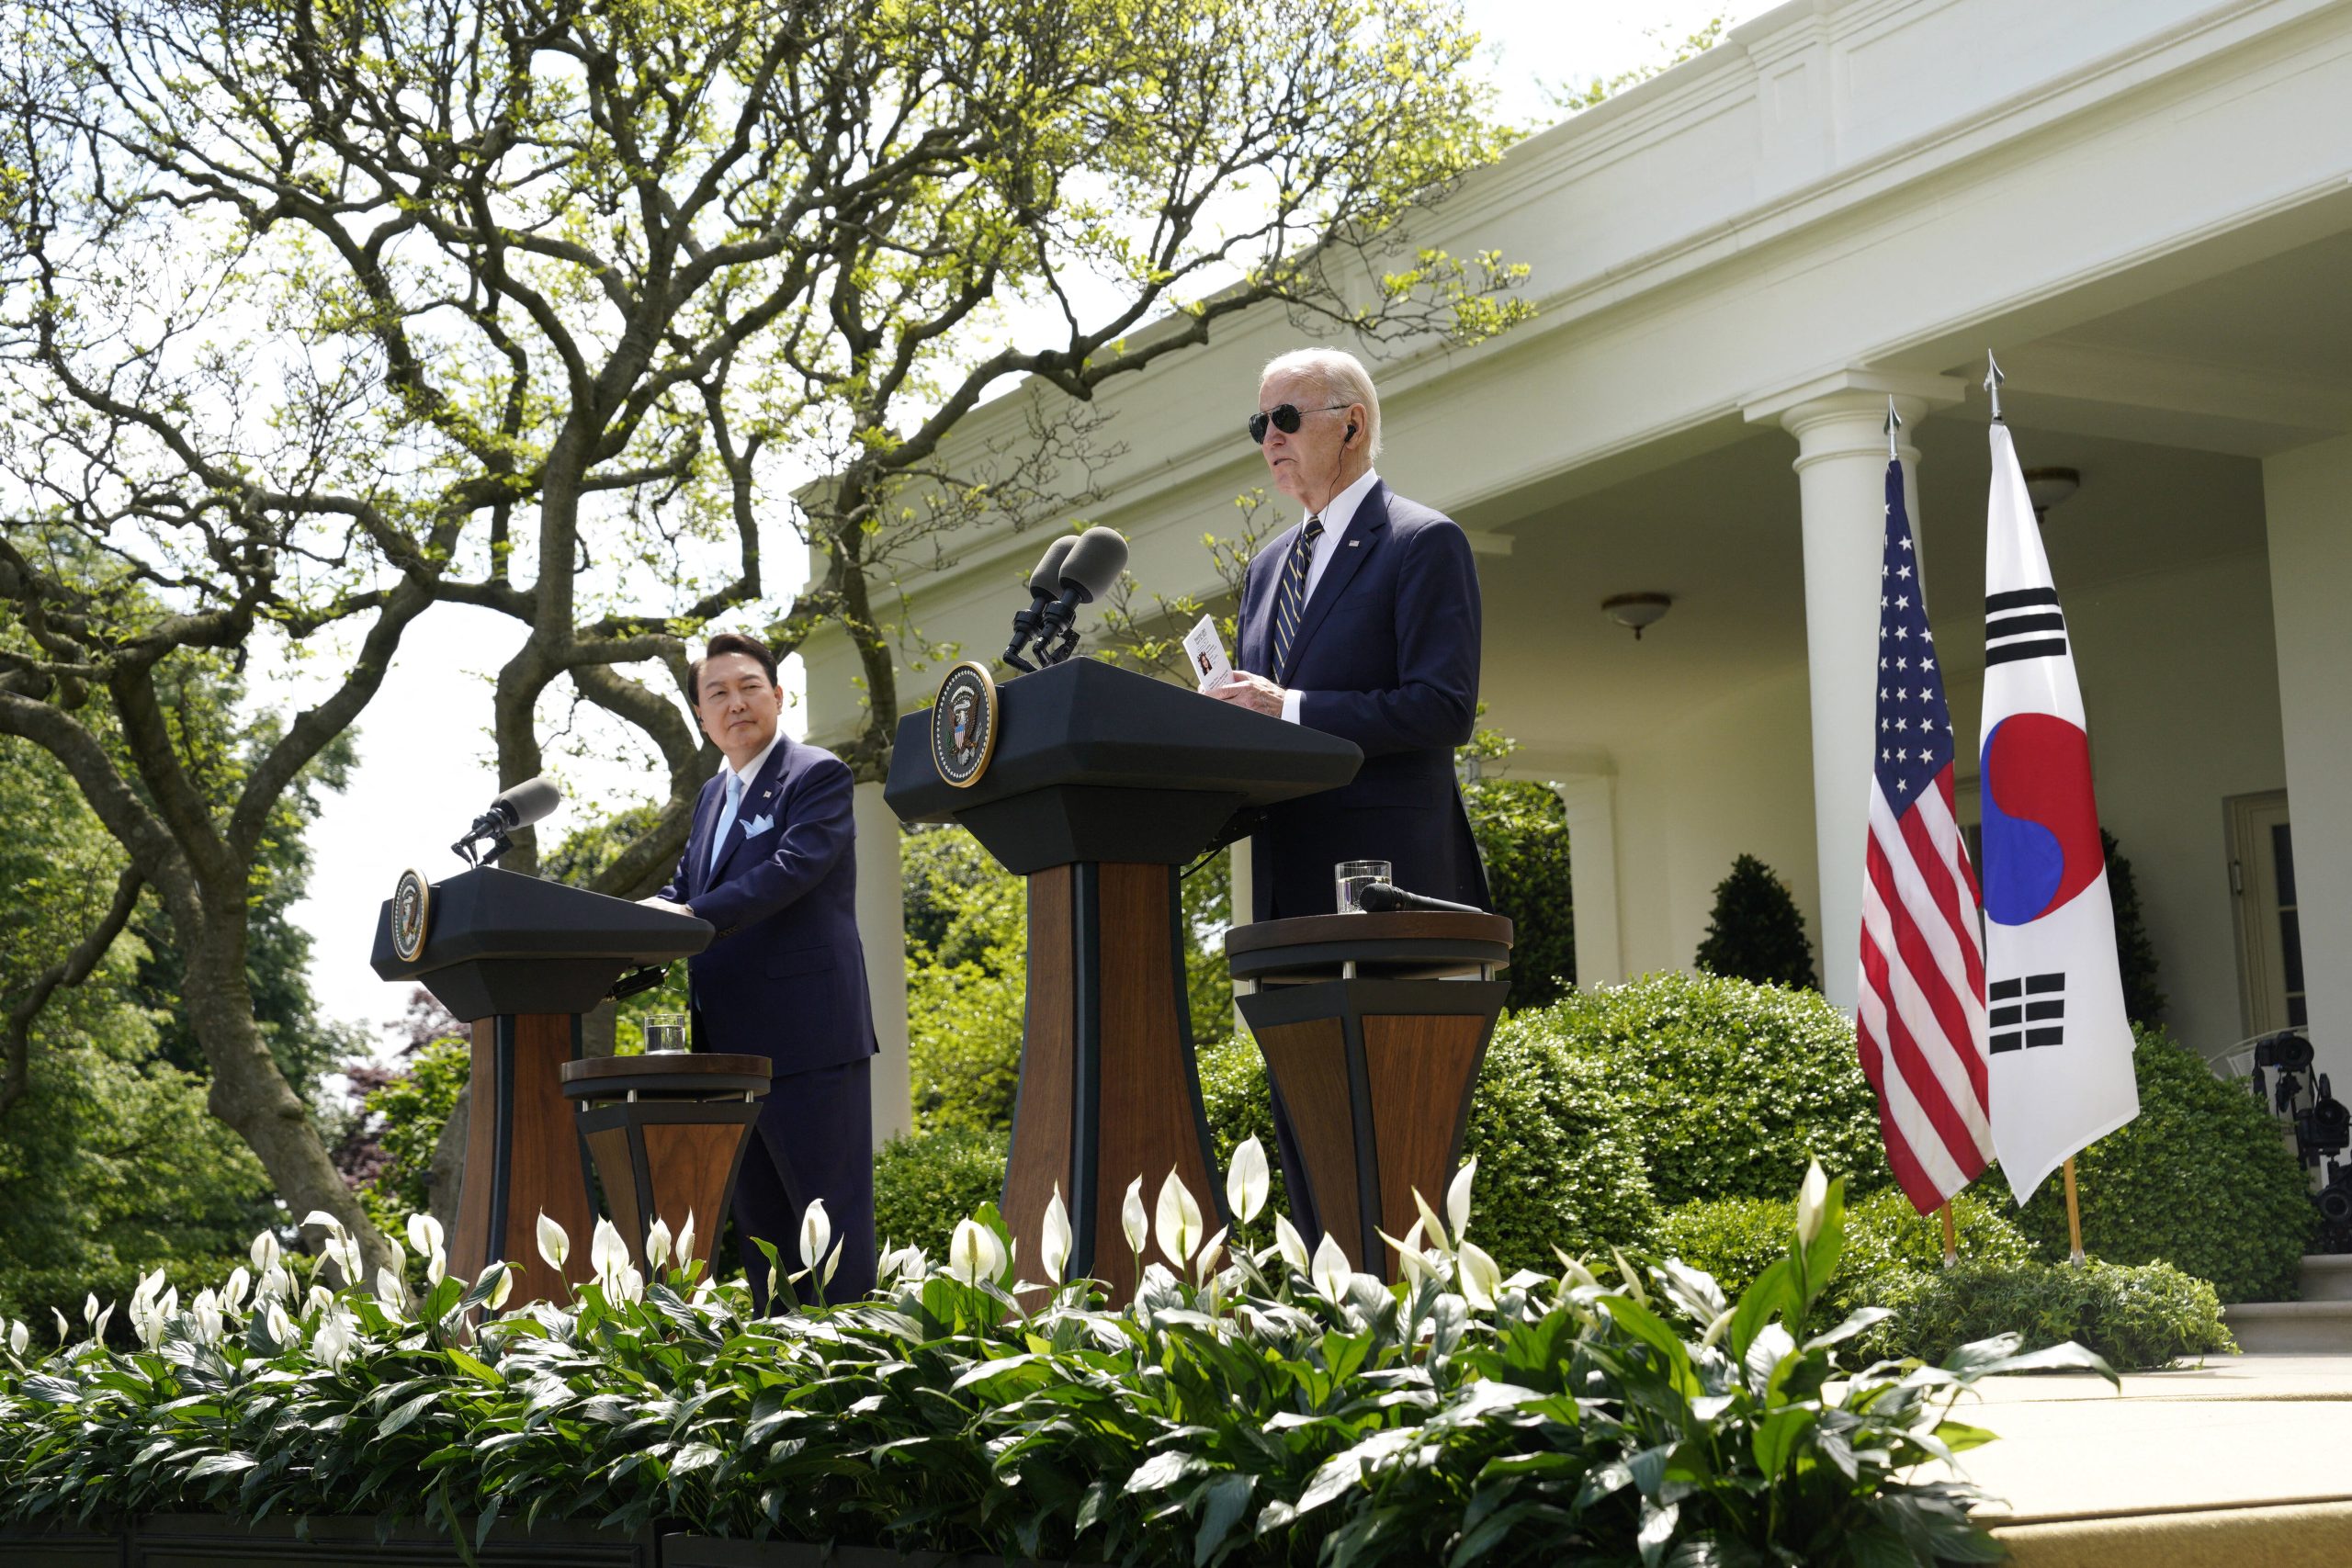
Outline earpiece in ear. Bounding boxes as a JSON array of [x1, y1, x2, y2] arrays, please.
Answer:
[[1345, 422, 1357, 442]]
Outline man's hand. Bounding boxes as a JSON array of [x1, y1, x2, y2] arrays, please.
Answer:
[[1209, 671, 1287, 716], [639, 896, 693, 918]]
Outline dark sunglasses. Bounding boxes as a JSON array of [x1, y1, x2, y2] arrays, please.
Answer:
[[1248, 402, 1348, 445]]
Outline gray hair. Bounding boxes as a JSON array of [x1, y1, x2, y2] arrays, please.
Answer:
[[1261, 346, 1382, 458]]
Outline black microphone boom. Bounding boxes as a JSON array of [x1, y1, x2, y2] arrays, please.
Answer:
[[1355, 882, 1485, 916], [1003, 535, 1079, 672], [453, 773, 563, 866], [1034, 527, 1130, 666]]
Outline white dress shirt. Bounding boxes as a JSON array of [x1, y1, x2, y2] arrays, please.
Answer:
[[725, 728, 786, 791], [1279, 467, 1381, 724]]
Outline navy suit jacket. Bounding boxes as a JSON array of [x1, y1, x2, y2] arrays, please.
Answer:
[[659, 737, 877, 1075], [1235, 479, 1489, 921]]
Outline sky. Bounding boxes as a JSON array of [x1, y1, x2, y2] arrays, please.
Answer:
[[291, 0, 1786, 1045]]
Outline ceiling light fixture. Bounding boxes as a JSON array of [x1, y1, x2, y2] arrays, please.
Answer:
[[2022, 466, 2081, 522], [1601, 592, 1673, 640]]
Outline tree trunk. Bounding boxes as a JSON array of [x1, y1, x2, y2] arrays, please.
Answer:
[[181, 892, 397, 1278]]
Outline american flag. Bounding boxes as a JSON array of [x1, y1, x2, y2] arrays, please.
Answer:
[[1859, 460, 1993, 1213]]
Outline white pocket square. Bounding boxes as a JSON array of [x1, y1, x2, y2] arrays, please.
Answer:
[[741, 812, 776, 839]]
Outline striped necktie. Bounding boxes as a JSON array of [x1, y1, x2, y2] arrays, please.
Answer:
[[1270, 513, 1324, 678]]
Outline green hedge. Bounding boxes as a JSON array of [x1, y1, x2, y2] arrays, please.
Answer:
[[1852, 1258, 2233, 1371], [1195, 1027, 1657, 1276], [2014, 1027, 2311, 1303], [1505, 973, 1888, 1209], [1658, 1187, 2032, 1307], [874, 1126, 1009, 1258]]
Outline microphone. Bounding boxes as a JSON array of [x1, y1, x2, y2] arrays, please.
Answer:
[[1003, 535, 1079, 672], [1355, 881, 1484, 916], [1034, 526, 1130, 666], [452, 774, 562, 866]]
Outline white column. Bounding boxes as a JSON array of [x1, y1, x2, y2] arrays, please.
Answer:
[[2262, 433, 2352, 1089], [854, 781, 913, 1147], [1745, 369, 1963, 1010], [1553, 775, 1623, 990]]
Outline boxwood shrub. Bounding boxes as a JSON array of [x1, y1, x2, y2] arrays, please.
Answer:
[[1852, 1258, 2234, 1371], [1505, 972, 1889, 1208], [873, 1125, 1009, 1258], [1658, 1187, 2032, 1306], [1195, 1026, 1657, 1276], [2013, 1026, 2312, 1303]]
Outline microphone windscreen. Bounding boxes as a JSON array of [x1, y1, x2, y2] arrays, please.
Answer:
[[1027, 535, 1079, 594], [1058, 526, 1130, 602], [491, 774, 562, 829]]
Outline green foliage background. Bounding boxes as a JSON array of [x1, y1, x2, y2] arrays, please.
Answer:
[[1853, 1258, 2233, 1371], [1656, 1187, 2032, 1306]]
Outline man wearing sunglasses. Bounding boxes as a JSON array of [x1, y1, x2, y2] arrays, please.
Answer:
[[1213, 347, 1489, 1237]]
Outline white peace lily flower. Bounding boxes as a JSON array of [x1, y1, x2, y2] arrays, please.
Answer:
[[645, 1218, 673, 1274], [51, 1307, 69, 1344], [307, 1284, 335, 1317], [92, 1302, 114, 1343], [1120, 1177, 1148, 1257], [1550, 1246, 1600, 1291], [1193, 1226, 1228, 1287], [1273, 1214, 1312, 1277], [1410, 1187, 1453, 1257], [1796, 1160, 1829, 1249], [487, 1264, 514, 1312], [1381, 1228, 1432, 1286], [338, 1237, 368, 1287], [1227, 1136, 1270, 1225], [84, 1292, 99, 1326], [8, 1319, 27, 1357], [591, 1217, 631, 1287], [1309, 1233, 1351, 1304], [300, 1209, 347, 1236], [405, 1213, 444, 1261], [266, 1301, 295, 1348], [612, 1263, 645, 1305], [1039, 1186, 1072, 1285], [1445, 1157, 1477, 1246], [1457, 1241, 1501, 1312], [797, 1199, 832, 1273], [946, 1218, 1007, 1286], [250, 1230, 280, 1275], [193, 1291, 223, 1346], [536, 1213, 571, 1272], [1154, 1169, 1204, 1265], [375, 1267, 408, 1314], [262, 1265, 293, 1303], [675, 1212, 697, 1269], [311, 1307, 356, 1371], [222, 1267, 252, 1315]]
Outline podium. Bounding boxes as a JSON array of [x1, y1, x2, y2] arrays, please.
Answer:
[[887, 659, 1358, 1295], [1227, 913, 1512, 1279], [371, 867, 711, 1303]]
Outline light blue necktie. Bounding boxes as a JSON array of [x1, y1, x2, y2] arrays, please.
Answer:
[[706, 772, 745, 879]]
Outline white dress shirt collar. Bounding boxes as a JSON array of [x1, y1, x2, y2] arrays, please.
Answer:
[[726, 728, 786, 789], [1300, 467, 1380, 603]]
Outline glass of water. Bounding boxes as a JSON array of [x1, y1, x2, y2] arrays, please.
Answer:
[[1334, 860, 1392, 914], [641, 1011, 689, 1054]]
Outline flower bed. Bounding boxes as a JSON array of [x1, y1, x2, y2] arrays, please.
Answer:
[[0, 1153, 2108, 1565]]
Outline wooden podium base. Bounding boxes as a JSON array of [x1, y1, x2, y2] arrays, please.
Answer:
[[452, 1012, 596, 1304], [1240, 979, 1506, 1277], [1002, 862, 1224, 1303]]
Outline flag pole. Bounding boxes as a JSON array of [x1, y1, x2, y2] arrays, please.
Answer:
[[2062, 1156, 2086, 1264], [1939, 1203, 1958, 1266]]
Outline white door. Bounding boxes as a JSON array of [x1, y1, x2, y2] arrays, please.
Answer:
[[2230, 791, 2306, 1034]]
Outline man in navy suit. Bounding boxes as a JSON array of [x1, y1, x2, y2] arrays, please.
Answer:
[[1214, 347, 1488, 919], [1212, 349, 1488, 1245], [645, 632, 877, 1303]]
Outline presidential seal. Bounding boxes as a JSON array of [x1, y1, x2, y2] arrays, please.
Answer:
[[931, 660, 999, 789], [390, 868, 433, 964]]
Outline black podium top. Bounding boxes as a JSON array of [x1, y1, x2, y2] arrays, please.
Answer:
[[1224, 911, 1514, 985], [370, 866, 713, 1021], [885, 659, 1361, 873]]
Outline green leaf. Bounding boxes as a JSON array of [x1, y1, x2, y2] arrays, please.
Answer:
[[1193, 1472, 1253, 1567], [1750, 1405, 1814, 1479]]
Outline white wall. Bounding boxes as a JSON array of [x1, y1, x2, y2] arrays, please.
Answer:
[[2262, 434, 2352, 1088]]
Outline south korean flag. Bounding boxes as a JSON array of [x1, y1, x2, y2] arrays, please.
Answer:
[[1977, 420, 2140, 1205]]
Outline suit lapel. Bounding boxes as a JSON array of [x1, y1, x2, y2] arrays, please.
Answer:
[[707, 739, 793, 886], [1279, 481, 1388, 684]]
